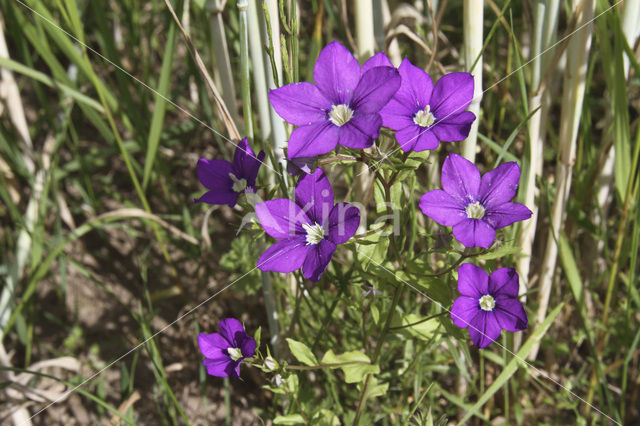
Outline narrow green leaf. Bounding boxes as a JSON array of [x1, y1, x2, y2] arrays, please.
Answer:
[[459, 303, 565, 423], [142, 22, 177, 189]]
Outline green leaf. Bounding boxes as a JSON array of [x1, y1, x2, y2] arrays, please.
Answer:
[[254, 326, 262, 350], [356, 224, 390, 271], [286, 338, 318, 366], [398, 314, 440, 341], [477, 244, 521, 260], [273, 414, 305, 425], [143, 21, 177, 189], [321, 350, 379, 383], [311, 409, 341, 426], [459, 302, 565, 423], [396, 270, 450, 307]]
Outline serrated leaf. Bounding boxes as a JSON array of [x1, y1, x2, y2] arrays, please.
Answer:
[[321, 350, 379, 383], [286, 338, 318, 366]]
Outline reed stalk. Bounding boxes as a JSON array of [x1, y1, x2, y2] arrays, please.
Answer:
[[207, 0, 241, 127], [247, 0, 271, 140], [529, 0, 595, 361], [515, 0, 559, 321], [354, 0, 376, 202], [238, 0, 280, 356], [462, 0, 483, 162]]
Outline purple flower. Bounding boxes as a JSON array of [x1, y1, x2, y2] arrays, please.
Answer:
[[198, 318, 257, 378], [255, 168, 360, 281], [268, 42, 401, 158], [451, 264, 528, 348], [194, 138, 265, 207], [419, 153, 532, 248], [380, 59, 476, 152]]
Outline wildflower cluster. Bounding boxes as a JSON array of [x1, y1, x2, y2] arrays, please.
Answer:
[[194, 40, 532, 402]]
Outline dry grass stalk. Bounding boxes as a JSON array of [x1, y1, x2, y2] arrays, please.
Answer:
[[530, 0, 595, 361]]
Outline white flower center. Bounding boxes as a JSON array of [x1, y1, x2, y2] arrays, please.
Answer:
[[302, 222, 325, 245], [229, 173, 247, 193], [465, 201, 485, 219], [413, 105, 436, 127], [227, 347, 243, 361], [479, 294, 496, 311], [328, 104, 354, 126]]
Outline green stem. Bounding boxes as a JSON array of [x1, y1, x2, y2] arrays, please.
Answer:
[[353, 284, 404, 425]]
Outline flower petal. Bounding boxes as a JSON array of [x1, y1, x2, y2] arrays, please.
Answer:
[[239, 335, 257, 358], [441, 153, 480, 202], [197, 158, 232, 190], [288, 121, 339, 158], [430, 72, 474, 118], [313, 41, 361, 104], [494, 296, 528, 332], [484, 202, 532, 229], [327, 202, 360, 244], [467, 311, 502, 348], [394, 125, 420, 152], [218, 318, 246, 346], [203, 357, 233, 378], [478, 162, 521, 207], [451, 296, 481, 329], [194, 189, 238, 207], [255, 199, 310, 239], [361, 51, 394, 74], [419, 189, 466, 226], [295, 168, 334, 224], [257, 237, 309, 273], [338, 116, 378, 149], [457, 263, 489, 298], [413, 128, 440, 151], [287, 156, 316, 176], [396, 58, 434, 109], [351, 66, 401, 114], [380, 98, 414, 130], [488, 267, 519, 297], [198, 332, 230, 358], [232, 138, 266, 187], [302, 239, 337, 281], [268, 82, 330, 126], [431, 111, 476, 142], [452, 218, 496, 248]]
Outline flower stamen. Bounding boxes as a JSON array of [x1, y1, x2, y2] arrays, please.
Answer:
[[329, 104, 354, 126], [227, 347, 243, 361], [413, 105, 436, 128], [302, 222, 325, 245], [479, 294, 496, 311], [465, 201, 485, 219], [229, 173, 248, 193]]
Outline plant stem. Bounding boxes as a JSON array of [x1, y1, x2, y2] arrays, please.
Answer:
[[462, 0, 483, 162], [353, 284, 404, 425]]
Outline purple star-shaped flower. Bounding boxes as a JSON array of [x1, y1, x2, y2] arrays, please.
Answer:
[[194, 137, 265, 207], [255, 168, 360, 281], [380, 58, 476, 152], [198, 318, 257, 378], [451, 264, 528, 348], [268, 41, 401, 158], [419, 153, 532, 248]]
